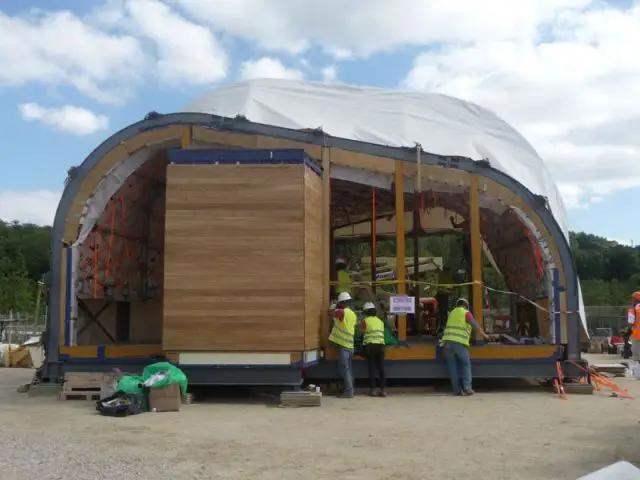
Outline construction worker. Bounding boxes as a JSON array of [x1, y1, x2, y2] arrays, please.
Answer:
[[361, 302, 387, 397], [441, 298, 492, 396], [335, 257, 353, 296], [627, 292, 640, 361], [329, 291, 357, 398]]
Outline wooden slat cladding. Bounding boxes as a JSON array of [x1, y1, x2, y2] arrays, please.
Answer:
[[304, 169, 323, 350], [163, 164, 309, 351]]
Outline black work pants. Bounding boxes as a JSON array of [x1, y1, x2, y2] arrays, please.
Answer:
[[365, 344, 386, 389]]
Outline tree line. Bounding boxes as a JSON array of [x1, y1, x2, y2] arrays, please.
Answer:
[[0, 220, 636, 315]]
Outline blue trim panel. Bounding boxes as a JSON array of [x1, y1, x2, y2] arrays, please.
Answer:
[[64, 247, 72, 346], [168, 148, 323, 176]]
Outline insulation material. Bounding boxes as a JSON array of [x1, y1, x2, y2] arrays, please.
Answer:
[[75, 155, 167, 301]]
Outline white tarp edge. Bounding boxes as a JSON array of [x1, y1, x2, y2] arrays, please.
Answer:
[[73, 141, 174, 247]]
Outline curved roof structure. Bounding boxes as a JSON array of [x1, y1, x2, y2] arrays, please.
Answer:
[[47, 80, 585, 367], [183, 79, 583, 331], [184, 79, 568, 235]]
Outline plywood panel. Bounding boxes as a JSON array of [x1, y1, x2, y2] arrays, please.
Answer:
[[163, 164, 307, 351], [304, 169, 323, 350], [76, 300, 162, 345]]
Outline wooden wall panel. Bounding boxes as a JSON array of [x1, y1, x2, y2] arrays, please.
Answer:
[[163, 164, 306, 351], [304, 169, 323, 350]]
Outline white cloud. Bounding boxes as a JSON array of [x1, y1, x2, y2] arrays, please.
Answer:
[[122, 0, 227, 85], [0, 0, 228, 103], [171, 0, 591, 57], [0, 9, 144, 103], [18, 103, 109, 135], [240, 57, 304, 81], [401, 3, 640, 209], [321, 65, 338, 83], [0, 190, 61, 226]]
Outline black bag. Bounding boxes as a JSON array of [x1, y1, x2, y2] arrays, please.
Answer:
[[96, 391, 145, 417]]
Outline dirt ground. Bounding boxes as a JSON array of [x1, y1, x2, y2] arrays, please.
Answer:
[[1, 356, 639, 480]]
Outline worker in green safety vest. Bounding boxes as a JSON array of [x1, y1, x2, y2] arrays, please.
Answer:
[[442, 298, 492, 396], [361, 302, 387, 398], [334, 257, 353, 296], [329, 291, 357, 399]]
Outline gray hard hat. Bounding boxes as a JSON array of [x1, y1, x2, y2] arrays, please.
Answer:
[[456, 298, 470, 308]]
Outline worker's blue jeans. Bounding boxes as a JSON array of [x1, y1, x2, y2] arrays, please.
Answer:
[[443, 341, 472, 394], [338, 346, 354, 394]]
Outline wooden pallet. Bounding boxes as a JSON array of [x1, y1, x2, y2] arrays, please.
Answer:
[[59, 373, 103, 401], [280, 391, 322, 407]]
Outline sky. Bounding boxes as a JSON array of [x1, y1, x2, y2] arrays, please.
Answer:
[[0, 0, 639, 244]]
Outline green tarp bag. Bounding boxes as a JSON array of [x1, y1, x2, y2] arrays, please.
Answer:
[[116, 375, 145, 396], [142, 362, 188, 397]]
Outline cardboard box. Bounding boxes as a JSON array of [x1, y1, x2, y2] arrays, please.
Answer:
[[148, 383, 181, 412]]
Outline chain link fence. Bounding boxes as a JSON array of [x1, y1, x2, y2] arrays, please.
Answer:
[[0, 313, 46, 344], [585, 306, 629, 335]]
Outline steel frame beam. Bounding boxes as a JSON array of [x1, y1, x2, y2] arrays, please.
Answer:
[[43, 113, 581, 382]]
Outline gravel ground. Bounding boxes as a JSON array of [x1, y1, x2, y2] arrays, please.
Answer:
[[1, 356, 639, 480]]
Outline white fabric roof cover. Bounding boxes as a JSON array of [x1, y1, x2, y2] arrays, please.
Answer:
[[184, 79, 585, 332]]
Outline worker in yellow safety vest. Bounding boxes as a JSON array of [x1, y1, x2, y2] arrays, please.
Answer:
[[335, 257, 353, 296], [628, 292, 640, 361], [361, 302, 387, 397], [441, 298, 492, 396], [329, 291, 357, 398]]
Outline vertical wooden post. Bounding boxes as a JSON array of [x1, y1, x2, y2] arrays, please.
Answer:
[[413, 210, 420, 335], [395, 161, 407, 341], [469, 174, 484, 339], [321, 150, 331, 347], [371, 187, 377, 291], [181, 125, 192, 148]]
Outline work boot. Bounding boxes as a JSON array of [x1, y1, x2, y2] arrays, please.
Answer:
[[462, 389, 475, 396], [369, 388, 378, 397], [378, 389, 387, 398], [339, 391, 354, 399]]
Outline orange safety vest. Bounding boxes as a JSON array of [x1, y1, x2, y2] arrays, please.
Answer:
[[629, 305, 640, 340]]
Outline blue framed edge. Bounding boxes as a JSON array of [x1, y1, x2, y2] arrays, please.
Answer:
[[168, 148, 323, 176], [64, 247, 72, 347]]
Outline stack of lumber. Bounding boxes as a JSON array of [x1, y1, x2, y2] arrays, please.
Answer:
[[59, 373, 103, 401], [280, 390, 322, 407]]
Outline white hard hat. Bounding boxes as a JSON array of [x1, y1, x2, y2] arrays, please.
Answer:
[[363, 302, 376, 311], [337, 292, 352, 302], [335, 257, 347, 265], [456, 298, 469, 308]]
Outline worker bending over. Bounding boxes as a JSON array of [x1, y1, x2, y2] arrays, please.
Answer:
[[628, 292, 640, 361], [442, 298, 491, 396], [361, 302, 387, 397], [329, 292, 357, 398]]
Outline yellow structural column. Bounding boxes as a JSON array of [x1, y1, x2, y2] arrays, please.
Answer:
[[181, 125, 192, 148], [395, 160, 407, 341], [469, 174, 484, 339]]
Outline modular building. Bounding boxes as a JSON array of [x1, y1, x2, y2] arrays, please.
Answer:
[[40, 79, 587, 387]]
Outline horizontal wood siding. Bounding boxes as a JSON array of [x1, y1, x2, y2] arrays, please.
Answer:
[[304, 169, 323, 350], [163, 164, 306, 351]]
